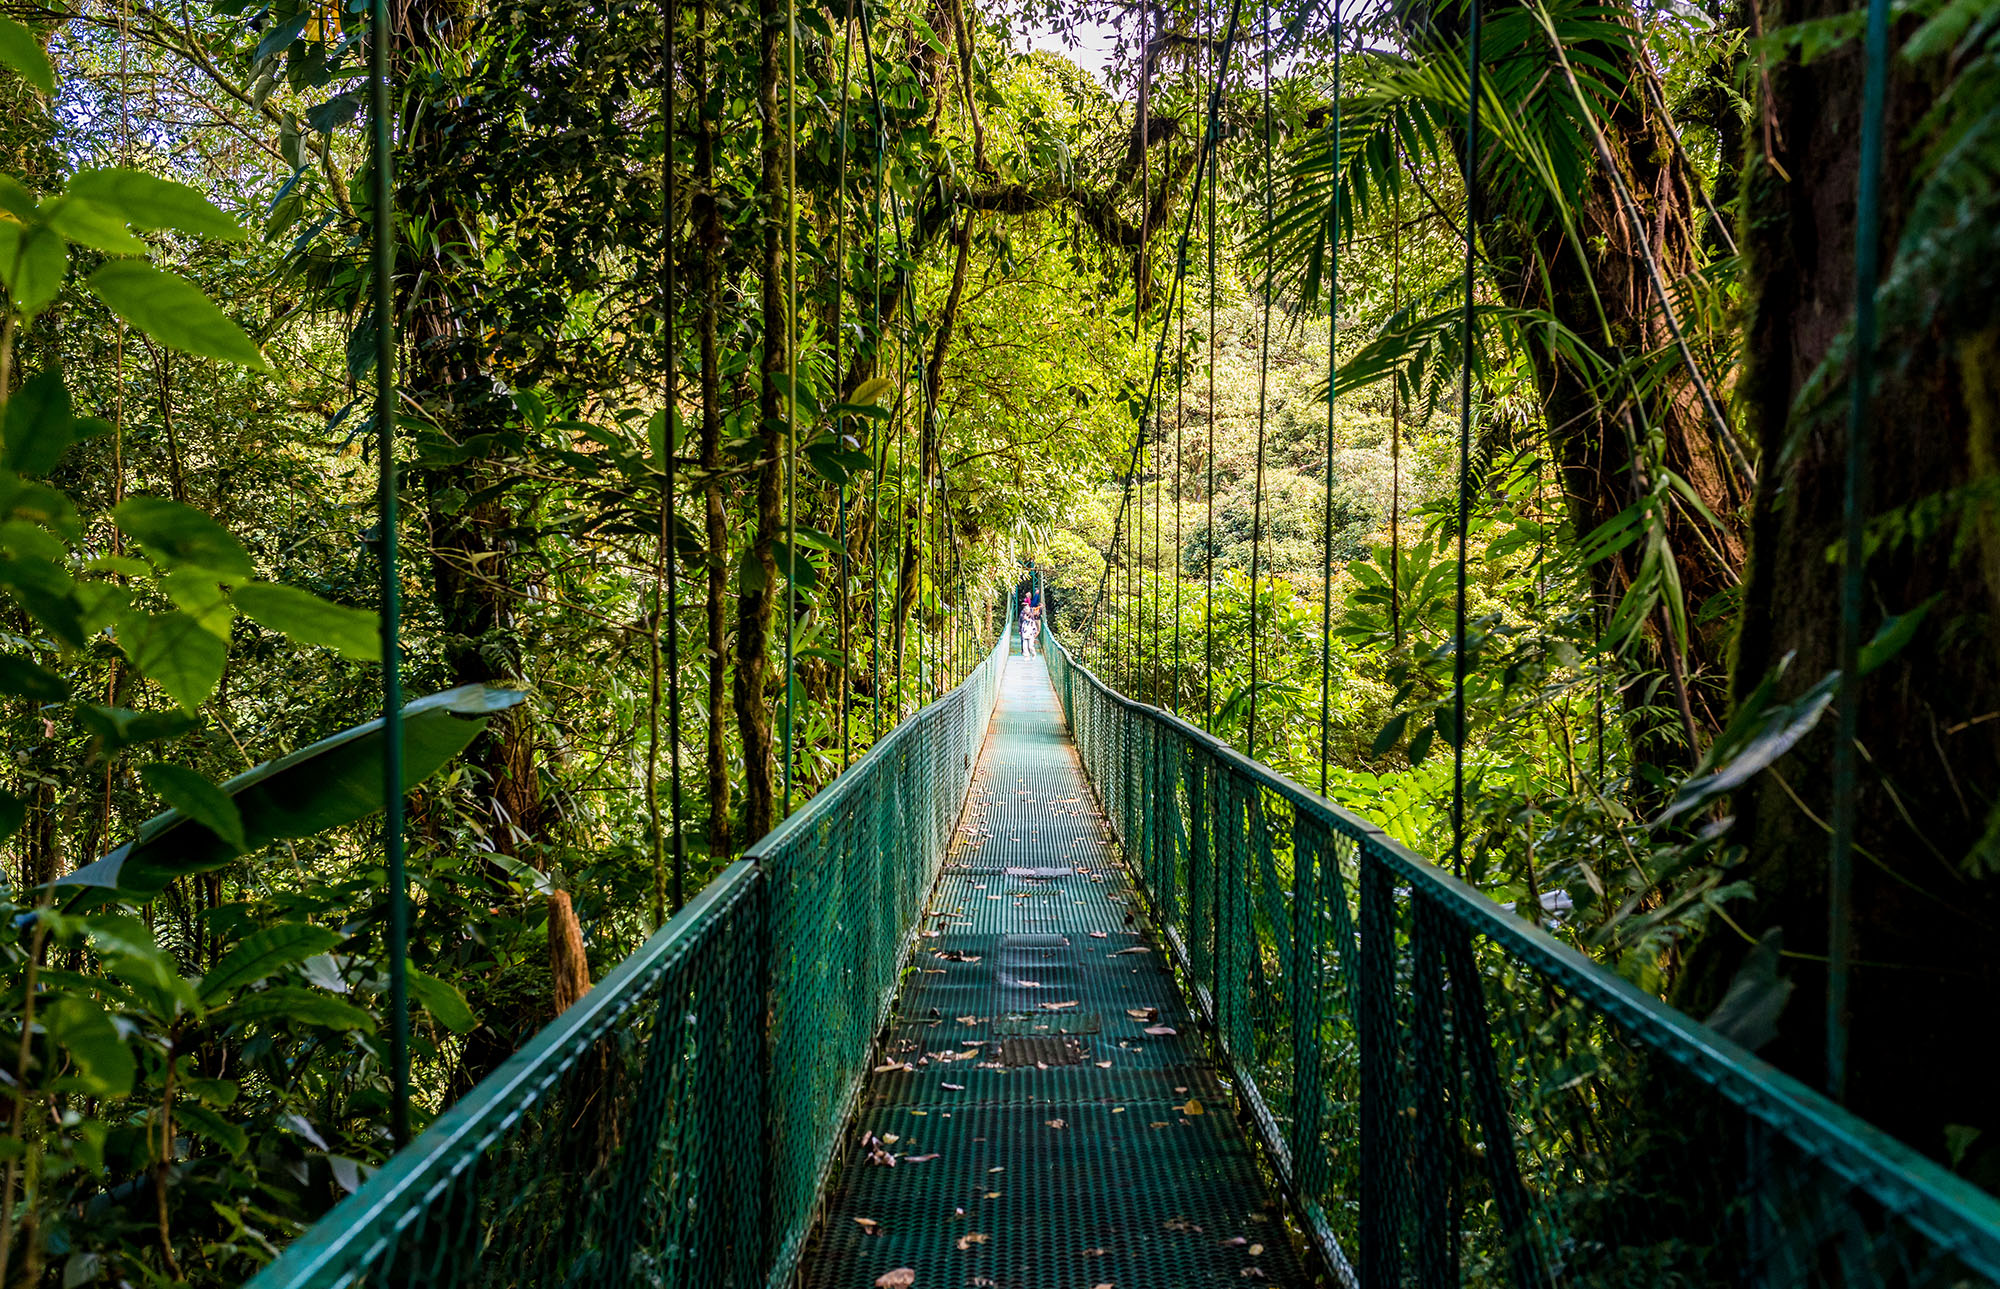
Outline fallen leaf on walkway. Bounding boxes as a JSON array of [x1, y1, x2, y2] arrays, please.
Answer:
[[1164, 1218, 1203, 1233], [988, 1166, 1004, 1173], [957, 1233, 990, 1251], [1094, 1283, 1113, 1289], [1096, 1060, 1113, 1068], [906, 1153, 940, 1162], [1046, 1118, 1066, 1129], [941, 1083, 964, 1091], [1178, 1099, 1204, 1116], [1241, 1269, 1266, 1279], [1089, 931, 1108, 938], [1249, 1243, 1265, 1256], [985, 1191, 1001, 1198], [1111, 947, 1151, 956], [1016, 980, 1043, 988], [1081, 1248, 1108, 1257], [955, 1016, 986, 1025], [874, 1270, 915, 1288], [1043, 1000, 1079, 1011], [854, 1217, 880, 1231], [882, 1134, 899, 1144], [1143, 1026, 1177, 1036], [1221, 1237, 1248, 1247], [1126, 1008, 1158, 1021]]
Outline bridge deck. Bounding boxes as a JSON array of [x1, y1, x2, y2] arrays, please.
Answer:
[[803, 652, 1309, 1289]]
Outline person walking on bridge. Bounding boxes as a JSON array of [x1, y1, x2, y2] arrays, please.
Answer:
[[1019, 590, 1040, 656]]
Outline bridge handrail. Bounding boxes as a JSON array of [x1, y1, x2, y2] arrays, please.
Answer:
[[1043, 621, 2000, 1286], [248, 626, 1012, 1289]]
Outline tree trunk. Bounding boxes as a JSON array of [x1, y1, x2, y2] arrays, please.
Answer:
[[693, 0, 732, 859], [734, 0, 788, 842], [398, 0, 589, 1016], [1685, 0, 2000, 1180]]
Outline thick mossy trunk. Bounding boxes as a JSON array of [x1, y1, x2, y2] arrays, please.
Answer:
[[1684, 0, 2000, 1182], [734, 0, 787, 843], [399, 0, 590, 1021]]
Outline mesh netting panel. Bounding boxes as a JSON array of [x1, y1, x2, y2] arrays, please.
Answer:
[[250, 632, 1011, 1289], [1045, 622, 2000, 1288]]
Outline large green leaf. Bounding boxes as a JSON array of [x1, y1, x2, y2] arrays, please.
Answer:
[[59, 685, 524, 897], [0, 16, 54, 95], [117, 609, 227, 712], [140, 763, 247, 853], [0, 221, 68, 317], [85, 261, 268, 370], [41, 995, 135, 1096], [407, 966, 476, 1033], [112, 496, 253, 577], [200, 923, 342, 1005], [216, 986, 375, 1034], [0, 652, 65, 701], [1, 367, 74, 476], [63, 168, 244, 242], [234, 582, 380, 661]]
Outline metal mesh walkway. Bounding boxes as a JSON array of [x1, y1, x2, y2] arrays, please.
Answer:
[[803, 653, 1308, 1289]]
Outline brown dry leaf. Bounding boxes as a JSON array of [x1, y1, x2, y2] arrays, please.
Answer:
[[984, 1191, 1001, 1199], [1094, 1284, 1113, 1289], [1046, 1118, 1066, 1129], [1241, 1269, 1267, 1280], [1126, 1008, 1158, 1021], [956, 1232, 990, 1251], [1111, 947, 1151, 956], [906, 1153, 940, 1162], [874, 1062, 915, 1074], [1164, 1218, 1203, 1233], [1143, 1025, 1178, 1037], [1179, 1099, 1205, 1117], [874, 1270, 915, 1288], [1095, 1060, 1113, 1068], [1249, 1243, 1265, 1256], [1220, 1237, 1248, 1247], [1081, 1247, 1109, 1257], [882, 1134, 900, 1144], [1043, 1000, 1080, 1011], [1017, 980, 1043, 988], [954, 1015, 986, 1025], [854, 1217, 880, 1231]]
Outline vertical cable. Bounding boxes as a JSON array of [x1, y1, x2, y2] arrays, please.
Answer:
[[1317, 5, 1342, 796], [367, 0, 408, 1148], [1450, 0, 1483, 880], [1204, 0, 1219, 732], [782, 0, 799, 814], [1389, 174, 1403, 650], [661, 0, 687, 913], [1245, 0, 1274, 759], [1827, 0, 1891, 1104], [1173, 225, 1184, 716], [832, 0, 856, 771], [863, 13, 888, 742]]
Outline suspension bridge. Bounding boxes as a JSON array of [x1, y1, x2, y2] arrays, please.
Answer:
[[240, 613, 2000, 1288]]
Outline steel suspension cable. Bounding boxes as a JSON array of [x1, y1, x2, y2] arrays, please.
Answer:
[[366, 0, 408, 1148], [1316, 3, 1343, 796], [1827, 0, 1891, 1105], [1245, 0, 1275, 760], [1204, 0, 1219, 732], [831, 0, 856, 772], [1450, 0, 1483, 880], [782, 0, 799, 817], [657, 0, 687, 916]]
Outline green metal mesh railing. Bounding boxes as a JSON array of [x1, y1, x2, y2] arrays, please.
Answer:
[[1044, 621, 2000, 1288], [247, 628, 1011, 1289]]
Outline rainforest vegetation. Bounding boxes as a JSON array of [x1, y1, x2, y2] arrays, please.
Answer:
[[0, 0, 1995, 1276]]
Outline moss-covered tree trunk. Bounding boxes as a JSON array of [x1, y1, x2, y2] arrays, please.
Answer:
[[1689, 0, 2000, 1181], [734, 0, 787, 842]]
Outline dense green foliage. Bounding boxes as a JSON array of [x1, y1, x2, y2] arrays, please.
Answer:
[[0, 0, 1994, 1278]]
